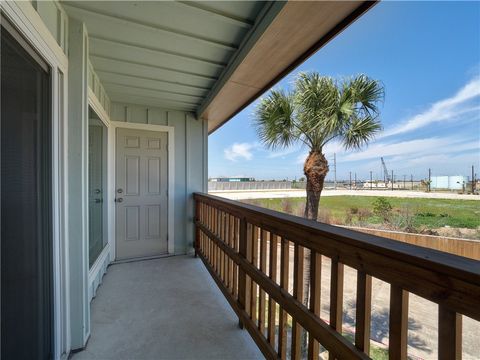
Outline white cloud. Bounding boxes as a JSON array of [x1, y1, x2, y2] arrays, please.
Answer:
[[296, 152, 308, 164], [224, 142, 256, 161], [341, 136, 478, 162], [382, 76, 480, 137], [267, 147, 299, 158]]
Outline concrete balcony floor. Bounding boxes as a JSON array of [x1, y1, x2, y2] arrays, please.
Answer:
[[73, 255, 262, 360]]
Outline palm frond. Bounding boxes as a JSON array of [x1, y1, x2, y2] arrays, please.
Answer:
[[253, 90, 297, 150], [341, 115, 382, 150], [252, 72, 385, 154]]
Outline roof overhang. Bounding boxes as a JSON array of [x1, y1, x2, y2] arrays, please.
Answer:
[[200, 1, 377, 134], [62, 1, 376, 133]]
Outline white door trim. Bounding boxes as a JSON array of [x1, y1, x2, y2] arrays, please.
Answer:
[[1, 3, 70, 359], [111, 121, 175, 256]]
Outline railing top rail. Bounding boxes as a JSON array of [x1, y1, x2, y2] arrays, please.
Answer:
[[195, 192, 479, 283]]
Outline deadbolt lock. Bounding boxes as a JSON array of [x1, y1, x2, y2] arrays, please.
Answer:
[[117, 188, 123, 194]]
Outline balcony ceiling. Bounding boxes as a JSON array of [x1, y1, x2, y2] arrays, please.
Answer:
[[62, 1, 375, 132]]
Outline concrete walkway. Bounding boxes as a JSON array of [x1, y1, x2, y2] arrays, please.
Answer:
[[210, 189, 480, 201], [73, 256, 262, 360]]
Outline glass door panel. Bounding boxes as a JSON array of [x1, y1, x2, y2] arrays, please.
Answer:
[[88, 109, 107, 267]]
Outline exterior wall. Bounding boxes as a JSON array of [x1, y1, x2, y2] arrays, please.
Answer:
[[111, 102, 208, 254], [4, 1, 208, 357]]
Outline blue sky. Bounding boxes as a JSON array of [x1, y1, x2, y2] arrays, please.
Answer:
[[209, 1, 480, 181]]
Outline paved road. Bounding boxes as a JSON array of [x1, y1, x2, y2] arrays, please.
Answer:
[[210, 189, 480, 201]]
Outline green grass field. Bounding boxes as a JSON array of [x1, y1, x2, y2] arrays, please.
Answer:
[[243, 196, 480, 230]]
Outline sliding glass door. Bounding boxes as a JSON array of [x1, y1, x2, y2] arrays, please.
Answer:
[[88, 108, 108, 267], [1, 20, 53, 359]]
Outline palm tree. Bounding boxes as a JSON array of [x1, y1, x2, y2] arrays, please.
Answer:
[[254, 72, 384, 220]]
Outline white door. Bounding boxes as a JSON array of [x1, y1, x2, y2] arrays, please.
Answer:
[[115, 128, 168, 260]]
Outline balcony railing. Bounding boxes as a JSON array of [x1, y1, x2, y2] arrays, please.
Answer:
[[193, 192, 480, 359]]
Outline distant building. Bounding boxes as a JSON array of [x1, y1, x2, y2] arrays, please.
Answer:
[[431, 176, 468, 190], [209, 177, 255, 182]]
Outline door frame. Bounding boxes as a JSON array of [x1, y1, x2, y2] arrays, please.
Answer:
[[1, 3, 69, 359], [111, 121, 175, 258]]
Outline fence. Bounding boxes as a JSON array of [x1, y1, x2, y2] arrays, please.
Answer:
[[209, 181, 292, 191], [346, 226, 480, 261]]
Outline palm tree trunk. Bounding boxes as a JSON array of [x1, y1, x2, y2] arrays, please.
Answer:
[[303, 150, 329, 220], [301, 151, 329, 354]]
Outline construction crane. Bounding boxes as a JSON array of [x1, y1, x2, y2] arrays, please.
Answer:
[[381, 157, 391, 183]]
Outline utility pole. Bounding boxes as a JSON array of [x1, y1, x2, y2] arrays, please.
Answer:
[[472, 165, 475, 194], [411, 174, 413, 190], [334, 153, 337, 190], [354, 172, 357, 190], [391, 170, 394, 191], [370, 171, 373, 190], [403, 175, 406, 189], [428, 168, 431, 192], [349, 171, 352, 190]]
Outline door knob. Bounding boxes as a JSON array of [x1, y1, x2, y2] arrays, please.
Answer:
[[115, 198, 124, 203]]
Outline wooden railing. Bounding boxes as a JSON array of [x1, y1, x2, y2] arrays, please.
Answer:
[[193, 193, 480, 360]]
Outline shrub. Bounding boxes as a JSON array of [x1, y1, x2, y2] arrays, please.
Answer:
[[357, 208, 373, 223], [372, 197, 393, 223], [281, 198, 293, 214], [317, 208, 332, 223], [349, 207, 359, 215], [392, 206, 417, 233]]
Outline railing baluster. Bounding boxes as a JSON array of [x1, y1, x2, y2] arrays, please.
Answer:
[[292, 243, 305, 359], [214, 208, 218, 273], [355, 271, 372, 354], [267, 234, 278, 347], [389, 285, 409, 360], [228, 215, 235, 294], [233, 217, 239, 299], [278, 237, 290, 359], [259, 229, 268, 335], [251, 226, 259, 325], [438, 305, 462, 360], [245, 223, 253, 318], [308, 251, 322, 360], [221, 212, 227, 284], [238, 217, 248, 329], [329, 257, 344, 360]]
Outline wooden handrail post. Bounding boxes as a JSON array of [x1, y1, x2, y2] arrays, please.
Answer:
[[237, 217, 248, 329], [194, 199, 200, 257], [438, 305, 462, 360], [389, 285, 409, 360]]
